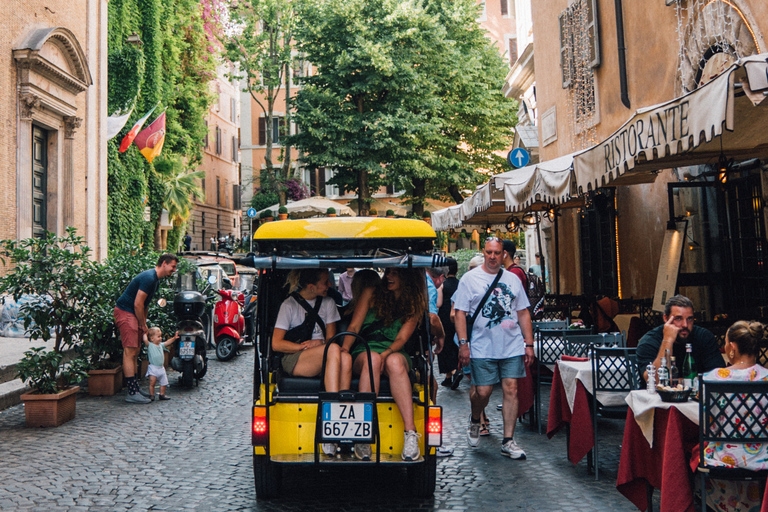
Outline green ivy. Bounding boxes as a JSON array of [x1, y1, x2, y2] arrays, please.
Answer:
[[108, 0, 216, 252]]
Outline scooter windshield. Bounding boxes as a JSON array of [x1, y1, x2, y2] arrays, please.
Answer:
[[176, 272, 198, 292]]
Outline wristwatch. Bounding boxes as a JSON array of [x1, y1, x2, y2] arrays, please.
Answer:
[[459, 338, 468, 346]]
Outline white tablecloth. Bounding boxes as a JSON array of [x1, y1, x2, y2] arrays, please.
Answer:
[[625, 390, 699, 447], [557, 359, 630, 412]]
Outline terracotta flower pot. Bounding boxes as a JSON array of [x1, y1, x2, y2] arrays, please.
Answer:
[[327, 213, 337, 217], [21, 386, 79, 427], [278, 213, 288, 220], [87, 365, 123, 396]]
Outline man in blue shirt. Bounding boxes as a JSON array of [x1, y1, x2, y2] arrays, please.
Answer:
[[114, 254, 178, 403]]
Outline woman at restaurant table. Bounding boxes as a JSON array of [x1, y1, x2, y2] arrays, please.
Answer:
[[701, 320, 768, 512], [342, 267, 426, 462]]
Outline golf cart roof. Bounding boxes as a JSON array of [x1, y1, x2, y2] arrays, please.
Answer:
[[242, 217, 442, 269]]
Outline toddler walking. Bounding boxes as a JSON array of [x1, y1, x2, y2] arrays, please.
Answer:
[[143, 327, 178, 401]]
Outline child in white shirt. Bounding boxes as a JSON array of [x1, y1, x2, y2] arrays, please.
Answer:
[[143, 327, 178, 401]]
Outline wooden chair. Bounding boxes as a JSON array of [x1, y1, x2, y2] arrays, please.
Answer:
[[697, 379, 768, 512]]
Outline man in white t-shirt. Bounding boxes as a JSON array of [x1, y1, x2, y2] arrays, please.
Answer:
[[453, 238, 534, 460]]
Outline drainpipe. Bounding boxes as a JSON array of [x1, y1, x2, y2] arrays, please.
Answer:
[[615, 0, 630, 108]]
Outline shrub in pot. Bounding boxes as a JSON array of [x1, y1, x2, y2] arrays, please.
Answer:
[[0, 229, 95, 426], [386, 209, 395, 218], [326, 207, 337, 217], [278, 206, 289, 220], [368, 207, 378, 217]]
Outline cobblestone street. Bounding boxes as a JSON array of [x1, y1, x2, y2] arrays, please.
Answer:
[[0, 347, 641, 511]]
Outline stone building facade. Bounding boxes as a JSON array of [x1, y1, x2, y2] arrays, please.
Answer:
[[2, 1, 108, 260], [188, 63, 241, 252], [530, 0, 768, 317]]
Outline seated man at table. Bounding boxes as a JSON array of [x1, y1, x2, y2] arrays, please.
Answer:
[[637, 295, 725, 384]]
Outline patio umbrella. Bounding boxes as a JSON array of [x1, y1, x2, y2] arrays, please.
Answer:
[[345, 198, 408, 217], [256, 197, 355, 219]]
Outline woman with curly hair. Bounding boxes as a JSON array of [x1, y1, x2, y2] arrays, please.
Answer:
[[342, 267, 427, 462]]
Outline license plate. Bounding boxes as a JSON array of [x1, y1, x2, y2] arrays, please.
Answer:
[[179, 341, 194, 357], [321, 402, 373, 441]]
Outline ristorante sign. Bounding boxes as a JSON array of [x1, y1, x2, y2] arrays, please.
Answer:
[[574, 65, 734, 190]]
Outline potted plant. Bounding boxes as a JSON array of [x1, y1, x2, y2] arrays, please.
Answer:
[[260, 209, 273, 222], [386, 209, 395, 218], [326, 207, 337, 217], [277, 206, 289, 220], [458, 231, 470, 249], [0, 228, 93, 427], [369, 207, 378, 217], [421, 210, 432, 225]]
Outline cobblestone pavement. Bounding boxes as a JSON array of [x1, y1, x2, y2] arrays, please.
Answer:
[[0, 348, 644, 511]]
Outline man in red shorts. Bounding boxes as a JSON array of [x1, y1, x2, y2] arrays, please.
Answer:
[[114, 254, 178, 403]]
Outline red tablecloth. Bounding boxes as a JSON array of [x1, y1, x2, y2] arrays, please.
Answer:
[[616, 407, 699, 512], [517, 364, 534, 418], [546, 362, 594, 464]]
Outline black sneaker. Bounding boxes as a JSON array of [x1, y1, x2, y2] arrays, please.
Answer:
[[159, 395, 171, 401], [450, 372, 464, 390]]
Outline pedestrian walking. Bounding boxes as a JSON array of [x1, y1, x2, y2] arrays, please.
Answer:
[[453, 238, 534, 459], [437, 258, 459, 387], [142, 327, 178, 401], [114, 254, 178, 404]]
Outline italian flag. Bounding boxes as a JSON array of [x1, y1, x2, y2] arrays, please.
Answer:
[[118, 103, 159, 153]]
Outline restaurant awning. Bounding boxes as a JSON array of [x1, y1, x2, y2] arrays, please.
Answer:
[[573, 53, 768, 192], [431, 152, 583, 231]]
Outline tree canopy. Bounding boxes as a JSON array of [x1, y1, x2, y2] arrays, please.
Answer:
[[289, 0, 517, 214]]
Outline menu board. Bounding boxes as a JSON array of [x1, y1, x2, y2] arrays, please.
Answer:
[[652, 220, 688, 313]]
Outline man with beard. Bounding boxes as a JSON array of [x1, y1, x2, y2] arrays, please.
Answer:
[[637, 295, 724, 384]]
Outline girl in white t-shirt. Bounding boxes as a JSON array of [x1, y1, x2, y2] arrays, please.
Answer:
[[272, 269, 351, 393]]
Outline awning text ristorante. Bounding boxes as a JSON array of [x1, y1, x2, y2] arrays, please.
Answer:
[[602, 101, 690, 175]]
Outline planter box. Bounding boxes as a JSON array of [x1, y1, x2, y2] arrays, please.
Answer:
[[458, 237, 470, 249], [88, 366, 123, 396], [20, 386, 79, 427]]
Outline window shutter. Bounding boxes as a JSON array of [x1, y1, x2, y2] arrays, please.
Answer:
[[559, 11, 573, 88], [230, 97, 237, 123], [586, 0, 601, 69], [501, 0, 508, 16], [233, 184, 241, 210], [258, 118, 266, 146]]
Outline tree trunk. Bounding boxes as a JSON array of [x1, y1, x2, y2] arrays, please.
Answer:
[[412, 178, 427, 217], [153, 211, 162, 250], [448, 185, 465, 204], [357, 169, 369, 216], [280, 39, 293, 204]]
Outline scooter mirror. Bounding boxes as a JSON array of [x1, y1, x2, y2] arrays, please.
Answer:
[[208, 274, 218, 285], [157, 298, 167, 307]]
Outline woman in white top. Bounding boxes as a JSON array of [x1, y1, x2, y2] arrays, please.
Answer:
[[272, 269, 352, 393]]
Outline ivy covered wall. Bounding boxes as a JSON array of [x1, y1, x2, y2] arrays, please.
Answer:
[[108, 0, 217, 252]]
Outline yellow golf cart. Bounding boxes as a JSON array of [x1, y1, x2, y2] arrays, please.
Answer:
[[237, 217, 444, 499]]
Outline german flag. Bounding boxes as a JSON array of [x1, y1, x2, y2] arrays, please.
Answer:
[[118, 103, 159, 153], [134, 111, 166, 164]]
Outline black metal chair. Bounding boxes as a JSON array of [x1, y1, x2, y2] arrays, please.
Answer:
[[590, 347, 637, 480], [697, 378, 768, 512], [564, 333, 607, 358], [533, 320, 568, 331], [535, 328, 568, 434]]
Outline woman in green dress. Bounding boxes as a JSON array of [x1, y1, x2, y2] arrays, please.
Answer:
[[342, 267, 427, 461]]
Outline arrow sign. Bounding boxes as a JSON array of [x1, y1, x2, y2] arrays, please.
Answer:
[[507, 148, 530, 169], [247, 208, 257, 218]]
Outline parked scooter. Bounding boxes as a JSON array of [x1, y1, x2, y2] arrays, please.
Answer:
[[170, 272, 211, 387], [214, 273, 257, 361]]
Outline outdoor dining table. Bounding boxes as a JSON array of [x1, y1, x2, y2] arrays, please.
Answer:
[[546, 357, 629, 465], [617, 389, 768, 512]]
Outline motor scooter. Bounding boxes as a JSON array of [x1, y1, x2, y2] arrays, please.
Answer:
[[214, 273, 257, 361], [170, 272, 211, 387]]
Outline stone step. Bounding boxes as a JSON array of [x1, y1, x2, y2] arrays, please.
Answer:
[[0, 378, 30, 411]]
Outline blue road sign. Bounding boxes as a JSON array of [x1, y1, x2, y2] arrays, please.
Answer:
[[247, 208, 257, 218], [507, 148, 530, 169]]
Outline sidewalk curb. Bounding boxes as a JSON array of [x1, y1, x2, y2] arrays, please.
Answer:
[[0, 378, 30, 411]]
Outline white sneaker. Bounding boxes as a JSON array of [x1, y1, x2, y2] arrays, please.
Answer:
[[402, 430, 421, 461], [321, 443, 338, 456], [467, 419, 481, 447], [500, 439, 526, 460], [354, 443, 372, 461]]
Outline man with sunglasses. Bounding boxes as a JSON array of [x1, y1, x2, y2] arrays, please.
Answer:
[[453, 237, 534, 459]]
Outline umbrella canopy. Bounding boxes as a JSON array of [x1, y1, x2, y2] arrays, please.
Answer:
[[256, 197, 355, 219]]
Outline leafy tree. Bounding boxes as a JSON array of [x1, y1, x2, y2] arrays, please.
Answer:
[[290, 0, 445, 215], [153, 156, 205, 251], [226, 0, 297, 206], [399, 0, 518, 214]]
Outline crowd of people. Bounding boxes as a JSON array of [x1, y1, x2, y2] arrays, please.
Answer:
[[115, 242, 768, 511]]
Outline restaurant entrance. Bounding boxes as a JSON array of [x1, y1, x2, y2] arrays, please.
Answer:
[[668, 167, 767, 320]]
